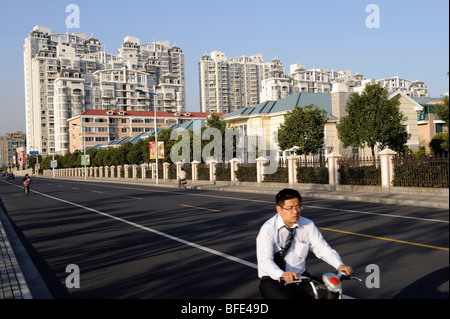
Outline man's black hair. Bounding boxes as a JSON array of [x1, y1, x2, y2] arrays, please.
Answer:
[[276, 188, 302, 206]]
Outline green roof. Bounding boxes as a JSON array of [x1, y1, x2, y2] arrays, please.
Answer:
[[222, 92, 335, 119]]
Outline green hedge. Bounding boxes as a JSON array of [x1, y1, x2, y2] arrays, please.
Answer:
[[263, 167, 288, 183], [215, 167, 231, 181], [297, 166, 328, 184], [235, 166, 257, 182], [339, 166, 381, 186]]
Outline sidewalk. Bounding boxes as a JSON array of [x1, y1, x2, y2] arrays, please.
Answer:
[[0, 207, 32, 299], [1, 177, 448, 299]]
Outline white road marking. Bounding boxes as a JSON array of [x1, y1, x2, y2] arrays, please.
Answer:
[[69, 181, 449, 224], [31, 188, 259, 270]]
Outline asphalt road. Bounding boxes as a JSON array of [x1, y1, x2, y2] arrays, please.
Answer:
[[0, 177, 448, 299]]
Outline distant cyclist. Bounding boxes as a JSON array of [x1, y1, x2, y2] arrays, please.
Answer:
[[178, 168, 187, 189], [22, 174, 31, 194]]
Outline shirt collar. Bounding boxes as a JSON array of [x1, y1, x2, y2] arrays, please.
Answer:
[[276, 214, 299, 230]]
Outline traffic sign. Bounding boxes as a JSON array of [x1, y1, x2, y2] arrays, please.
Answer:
[[29, 151, 39, 155]]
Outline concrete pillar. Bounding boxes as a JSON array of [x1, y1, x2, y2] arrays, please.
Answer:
[[104, 166, 109, 178], [287, 155, 300, 184], [230, 158, 240, 183], [327, 152, 342, 186], [176, 162, 183, 180], [132, 164, 138, 179], [256, 157, 268, 183], [141, 164, 147, 179], [124, 165, 129, 178], [191, 160, 200, 182], [163, 162, 170, 180], [151, 163, 157, 179], [208, 160, 218, 181], [117, 165, 123, 178], [379, 148, 397, 191]]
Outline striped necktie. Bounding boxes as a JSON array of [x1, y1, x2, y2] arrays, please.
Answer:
[[282, 225, 295, 254]]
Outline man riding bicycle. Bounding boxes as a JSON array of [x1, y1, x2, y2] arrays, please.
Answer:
[[256, 188, 353, 299], [178, 168, 187, 189]]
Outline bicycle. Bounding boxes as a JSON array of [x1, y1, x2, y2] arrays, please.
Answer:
[[283, 271, 361, 299], [23, 180, 30, 195], [178, 180, 187, 190]]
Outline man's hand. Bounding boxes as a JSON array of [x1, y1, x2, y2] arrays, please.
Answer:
[[338, 264, 354, 276], [281, 271, 298, 283]]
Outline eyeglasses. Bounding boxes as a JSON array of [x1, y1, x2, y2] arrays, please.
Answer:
[[280, 205, 303, 212]]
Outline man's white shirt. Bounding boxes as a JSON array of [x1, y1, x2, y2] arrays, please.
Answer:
[[256, 214, 344, 280]]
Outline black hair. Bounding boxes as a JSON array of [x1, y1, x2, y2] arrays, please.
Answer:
[[276, 188, 302, 206]]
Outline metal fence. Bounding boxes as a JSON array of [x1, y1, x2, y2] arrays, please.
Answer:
[[392, 155, 449, 188], [338, 157, 381, 186], [215, 162, 231, 181], [296, 157, 328, 184]]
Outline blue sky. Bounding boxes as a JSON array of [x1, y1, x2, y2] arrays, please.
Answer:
[[0, 0, 448, 135]]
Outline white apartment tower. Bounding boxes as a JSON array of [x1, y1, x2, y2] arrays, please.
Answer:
[[260, 63, 430, 103], [199, 51, 284, 113], [24, 26, 185, 155]]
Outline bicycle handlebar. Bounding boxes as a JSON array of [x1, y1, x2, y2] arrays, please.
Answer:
[[337, 271, 362, 282], [282, 272, 361, 286]]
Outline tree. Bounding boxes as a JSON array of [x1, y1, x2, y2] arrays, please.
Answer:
[[337, 82, 410, 157], [434, 95, 449, 126], [206, 113, 226, 132], [429, 132, 449, 156], [277, 104, 328, 159]]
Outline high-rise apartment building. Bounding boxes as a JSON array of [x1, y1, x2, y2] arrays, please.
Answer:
[[24, 26, 185, 155], [0, 131, 26, 168], [260, 64, 429, 103], [198, 51, 284, 113]]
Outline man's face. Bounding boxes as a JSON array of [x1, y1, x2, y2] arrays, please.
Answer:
[[276, 197, 302, 227]]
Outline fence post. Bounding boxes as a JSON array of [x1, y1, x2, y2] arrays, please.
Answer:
[[163, 162, 170, 180], [150, 163, 156, 179], [379, 148, 397, 192], [230, 158, 240, 183], [207, 159, 218, 182], [191, 160, 200, 182], [256, 157, 268, 183], [287, 155, 300, 184], [327, 152, 342, 187], [176, 162, 183, 180], [141, 164, 147, 179]]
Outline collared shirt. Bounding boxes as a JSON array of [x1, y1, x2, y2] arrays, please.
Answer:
[[256, 214, 344, 280], [179, 170, 187, 179]]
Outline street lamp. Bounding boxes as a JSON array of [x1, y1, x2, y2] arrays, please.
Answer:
[[72, 123, 87, 180], [135, 86, 159, 184]]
